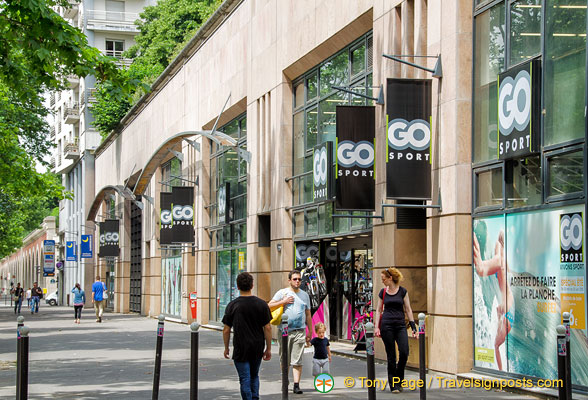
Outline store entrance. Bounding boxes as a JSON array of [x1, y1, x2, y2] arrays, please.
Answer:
[[295, 237, 373, 343]]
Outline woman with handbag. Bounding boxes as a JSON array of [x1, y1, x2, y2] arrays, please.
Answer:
[[374, 267, 417, 393]]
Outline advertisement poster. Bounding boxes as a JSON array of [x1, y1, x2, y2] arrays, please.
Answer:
[[473, 206, 588, 386]]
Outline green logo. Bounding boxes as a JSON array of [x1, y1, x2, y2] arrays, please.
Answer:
[[314, 373, 334, 393]]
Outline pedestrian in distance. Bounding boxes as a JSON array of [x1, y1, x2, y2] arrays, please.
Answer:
[[310, 322, 331, 376], [72, 283, 86, 324], [268, 270, 313, 394], [11, 283, 24, 314], [26, 287, 31, 308], [374, 267, 417, 393], [30, 282, 43, 314], [91, 276, 106, 323], [222, 272, 272, 400]]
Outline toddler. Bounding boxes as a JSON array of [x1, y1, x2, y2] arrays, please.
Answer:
[[310, 323, 331, 376]]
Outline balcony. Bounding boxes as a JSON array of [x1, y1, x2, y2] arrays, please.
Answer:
[[66, 74, 79, 88], [85, 10, 140, 33], [87, 88, 97, 105], [61, 1, 79, 20], [64, 141, 80, 160], [105, 50, 133, 68], [64, 103, 80, 124], [49, 126, 56, 140]]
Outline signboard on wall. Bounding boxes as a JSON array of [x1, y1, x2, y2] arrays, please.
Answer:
[[99, 219, 120, 258], [497, 57, 541, 160], [80, 235, 93, 258], [65, 241, 77, 261], [335, 106, 375, 211], [43, 240, 55, 277], [160, 186, 195, 245], [386, 78, 432, 199], [313, 141, 334, 202], [472, 206, 588, 386]]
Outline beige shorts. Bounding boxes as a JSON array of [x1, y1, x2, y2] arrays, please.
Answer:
[[279, 329, 307, 366]]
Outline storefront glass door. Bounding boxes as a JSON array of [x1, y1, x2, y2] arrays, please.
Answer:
[[161, 249, 182, 317]]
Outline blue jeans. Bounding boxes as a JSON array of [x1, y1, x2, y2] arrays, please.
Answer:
[[14, 298, 22, 314], [31, 297, 40, 313], [234, 358, 262, 400]]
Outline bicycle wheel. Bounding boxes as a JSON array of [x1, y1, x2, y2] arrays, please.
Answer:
[[351, 322, 365, 344]]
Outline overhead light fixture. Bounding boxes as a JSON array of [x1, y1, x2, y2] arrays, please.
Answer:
[[334, 237, 344, 240]]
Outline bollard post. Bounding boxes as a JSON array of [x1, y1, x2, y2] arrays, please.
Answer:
[[557, 325, 567, 400], [365, 322, 376, 400], [190, 322, 200, 400], [281, 314, 289, 400], [562, 312, 571, 400], [152, 315, 165, 400], [17, 326, 29, 400], [16, 316, 24, 397], [418, 313, 426, 400]]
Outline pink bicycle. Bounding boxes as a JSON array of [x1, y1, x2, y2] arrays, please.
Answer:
[[351, 300, 373, 344]]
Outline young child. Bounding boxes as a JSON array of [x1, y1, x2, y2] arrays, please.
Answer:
[[310, 322, 331, 376]]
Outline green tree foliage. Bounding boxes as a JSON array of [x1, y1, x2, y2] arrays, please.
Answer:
[[0, 0, 127, 257], [93, 0, 222, 138]]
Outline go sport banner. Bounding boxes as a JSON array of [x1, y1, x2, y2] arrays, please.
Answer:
[[160, 186, 195, 245], [497, 57, 541, 160], [386, 78, 432, 199], [98, 219, 119, 257], [473, 206, 588, 386], [313, 141, 333, 203], [335, 106, 375, 211]]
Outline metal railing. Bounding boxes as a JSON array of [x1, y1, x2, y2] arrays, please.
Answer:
[[86, 9, 139, 23]]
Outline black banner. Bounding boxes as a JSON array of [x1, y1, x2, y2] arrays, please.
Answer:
[[313, 141, 333, 203], [98, 219, 119, 257], [386, 78, 432, 199], [498, 58, 541, 160], [218, 182, 231, 225], [160, 186, 195, 245], [335, 106, 375, 211]]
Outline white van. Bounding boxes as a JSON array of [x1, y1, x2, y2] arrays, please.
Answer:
[[45, 291, 58, 306]]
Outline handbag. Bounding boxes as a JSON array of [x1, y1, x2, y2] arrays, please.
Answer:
[[270, 305, 284, 326]]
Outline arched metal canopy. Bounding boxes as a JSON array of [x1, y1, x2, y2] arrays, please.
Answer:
[[86, 185, 135, 222]]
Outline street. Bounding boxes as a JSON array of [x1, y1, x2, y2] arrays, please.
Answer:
[[0, 305, 541, 399]]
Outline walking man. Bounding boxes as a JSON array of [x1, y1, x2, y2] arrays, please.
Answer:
[[223, 272, 272, 400], [30, 282, 43, 314], [92, 276, 106, 323], [11, 283, 24, 314], [268, 270, 312, 394]]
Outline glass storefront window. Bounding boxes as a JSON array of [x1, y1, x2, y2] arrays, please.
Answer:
[[294, 83, 304, 109], [544, 0, 586, 145], [293, 111, 304, 175], [307, 107, 318, 150], [507, 156, 542, 208], [548, 150, 584, 197], [161, 248, 182, 317], [509, 0, 541, 66], [351, 43, 366, 77], [215, 248, 245, 321], [319, 92, 346, 145], [476, 167, 503, 209], [474, 3, 505, 163], [320, 51, 349, 97], [307, 72, 318, 101]]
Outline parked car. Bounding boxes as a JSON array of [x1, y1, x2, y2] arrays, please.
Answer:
[[45, 291, 58, 306]]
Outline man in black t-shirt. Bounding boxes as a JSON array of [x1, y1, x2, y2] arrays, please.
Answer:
[[11, 283, 24, 314], [223, 272, 272, 400]]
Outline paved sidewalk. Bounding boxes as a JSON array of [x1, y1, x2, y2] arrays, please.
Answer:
[[0, 305, 543, 399]]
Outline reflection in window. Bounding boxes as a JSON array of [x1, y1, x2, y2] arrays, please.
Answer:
[[307, 73, 318, 101], [474, 3, 505, 163], [548, 150, 584, 197], [351, 44, 366, 76], [293, 112, 304, 175], [320, 52, 349, 97], [307, 108, 318, 150], [509, 0, 541, 66], [476, 168, 503, 208], [507, 156, 541, 208], [544, 0, 586, 145]]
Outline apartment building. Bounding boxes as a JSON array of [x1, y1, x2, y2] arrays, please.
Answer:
[[50, 0, 154, 305]]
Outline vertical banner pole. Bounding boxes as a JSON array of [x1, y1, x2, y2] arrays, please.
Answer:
[[563, 312, 572, 400]]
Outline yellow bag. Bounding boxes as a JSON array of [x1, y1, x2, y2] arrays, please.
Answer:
[[270, 305, 284, 325]]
